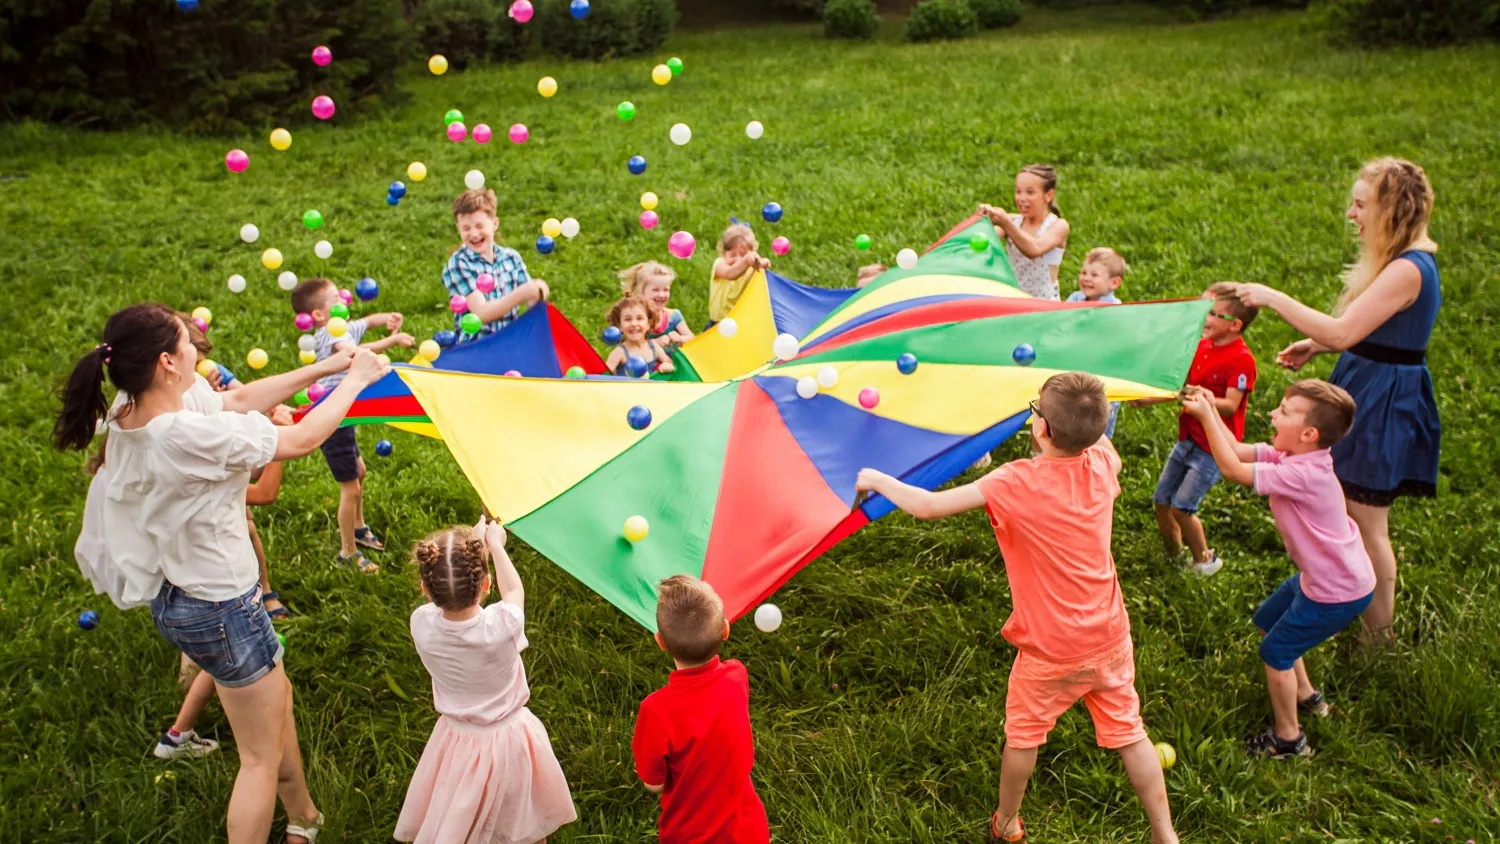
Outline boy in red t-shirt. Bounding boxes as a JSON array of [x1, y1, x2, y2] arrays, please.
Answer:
[[1138, 288, 1258, 576], [632, 575, 770, 844], [857, 373, 1178, 844]]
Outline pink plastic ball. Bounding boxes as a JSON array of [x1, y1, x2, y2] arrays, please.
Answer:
[[771, 236, 790, 256], [503, 369, 522, 377], [339, 288, 353, 304], [295, 313, 314, 331], [447, 121, 467, 143], [472, 123, 493, 144], [508, 123, 529, 144], [224, 149, 249, 173], [311, 95, 336, 120], [639, 210, 660, 230], [450, 295, 469, 314], [311, 46, 332, 66], [192, 317, 209, 333], [668, 231, 696, 259], [307, 383, 328, 403], [858, 388, 880, 409], [476, 273, 496, 293], [509, 0, 534, 23]]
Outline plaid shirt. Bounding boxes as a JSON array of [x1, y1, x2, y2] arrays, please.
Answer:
[[441, 244, 530, 341]]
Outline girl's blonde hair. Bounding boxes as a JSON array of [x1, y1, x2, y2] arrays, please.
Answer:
[[1083, 247, 1130, 279], [1018, 163, 1060, 216], [718, 223, 757, 254], [607, 295, 661, 331], [618, 261, 676, 297], [414, 526, 488, 612], [1338, 157, 1436, 314]]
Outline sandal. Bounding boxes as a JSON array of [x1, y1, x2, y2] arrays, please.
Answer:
[[353, 526, 385, 551], [263, 591, 290, 620], [337, 552, 380, 575], [284, 812, 324, 843], [989, 811, 1026, 843]]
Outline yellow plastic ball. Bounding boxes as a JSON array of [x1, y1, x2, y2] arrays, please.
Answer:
[[299, 349, 317, 365], [651, 64, 671, 86], [191, 306, 212, 326], [407, 161, 427, 182], [640, 191, 658, 211], [541, 218, 562, 238], [196, 360, 217, 378], [623, 515, 650, 543], [269, 128, 292, 151], [537, 76, 558, 98], [246, 348, 269, 370], [327, 317, 348, 338], [419, 339, 441, 361], [428, 54, 448, 75], [1155, 742, 1176, 770], [410, 355, 434, 368], [261, 248, 283, 270]]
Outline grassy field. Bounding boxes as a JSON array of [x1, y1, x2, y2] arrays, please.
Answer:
[[3, 5, 1499, 842]]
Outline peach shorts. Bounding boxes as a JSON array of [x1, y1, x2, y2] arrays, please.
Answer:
[[1004, 637, 1147, 750]]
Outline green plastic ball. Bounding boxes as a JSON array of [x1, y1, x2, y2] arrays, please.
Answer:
[[565, 365, 586, 379], [276, 631, 287, 647], [330, 303, 349, 319], [969, 235, 988, 252], [854, 234, 872, 251], [616, 101, 636, 121], [302, 209, 323, 230], [460, 312, 482, 334], [666, 57, 683, 76], [444, 109, 464, 126], [294, 389, 310, 406]]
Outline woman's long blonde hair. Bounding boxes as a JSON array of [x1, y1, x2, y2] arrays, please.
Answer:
[[1337, 157, 1436, 313]]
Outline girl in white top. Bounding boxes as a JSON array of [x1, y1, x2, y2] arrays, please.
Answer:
[[979, 163, 1071, 301], [396, 517, 576, 844], [54, 303, 388, 844]]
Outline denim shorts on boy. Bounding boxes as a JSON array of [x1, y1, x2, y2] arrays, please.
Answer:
[[1253, 573, 1374, 670], [1152, 440, 1222, 513], [151, 582, 284, 688], [320, 426, 361, 483], [1104, 401, 1121, 439]]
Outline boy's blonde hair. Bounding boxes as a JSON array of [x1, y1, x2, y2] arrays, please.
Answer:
[[718, 223, 757, 254], [607, 295, 661, 331], [1037, 372, 1109, 453], [1083, 247, 1130, 279], [1284, 380, 1357, 448], [655, 574, 725, 664], [618, 261, 676, 297], [452, 188, 498, 219], [1338, 157, 1437, 314], [290, 277, 336, 315]]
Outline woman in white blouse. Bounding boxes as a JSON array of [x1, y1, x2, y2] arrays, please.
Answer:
[[55, 303, 389, 844]]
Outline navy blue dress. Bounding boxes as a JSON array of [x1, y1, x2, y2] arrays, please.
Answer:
[[1327, 250, 1441, 505]]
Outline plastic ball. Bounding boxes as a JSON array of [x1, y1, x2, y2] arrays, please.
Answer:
[[1155, 742, 1176, 770], [816, 365, 839, 389], [796, 376, 818, 399], [225, 149, 249, 173], [535, 235, 555, 255], [471, 123, 492, 144], [537, 76, 557, 97], [640, 191, 659, 211], [771, 236, 790, 256], [639, 209, 660, 229], [177, 0, 197, 10], [277, 631, 287, 648], [327, 317, 348, 338], [652, 64, 671, 85], [509, 123, 529, 144], [418, 339, 441, 361], [447, 122, 467, 143], [667, 57, 684, 76], [717, 317, 738, 338], [449, 295, 469, 314], [667, 230, 696, 259], [279, 271, 299, 291], [389, 180, 408, 198], [564, 365, 586, 379], [314, 239, 333, 259], [343, 289, 358, 306], [970, 234, 988, 253], [617, 101, 636, 121], [669, 123, 691, 146], [570, 0, 590, 17], [602, 325, 623, 345], [78, 610, 100, 630], [239, 223, 260, 243], [329, 303, 349, 320], [311, 95, 335, 120], [627, 405, 653, 430], [375, 440, 394, 457], [428, 54, 448, 75], [434, 330, 458, 349], [855, 234, 872, 250], [269, 128, 292, 150], [628, 155, 647, 175], [227, 274, 247, 293], [407, 162, 426, 182], [1012, 343, 1036, 366], [475, 273, 496, 294], [464, 169, 485, 190], [196, 360, 217, 379], [191, 306, 212, 326], [625, 355, 649, 378], [745, 120, 764, 140], [509, 0, 534, 22], [355, 277, 379, 301], [247, 349, 269, 370], [858, 387, 880, 409], [542, 218, 562, 238], [460, 312, 482, 334], [192, 317, 209, 334], [896, 248, 919, 270], [385, 194, 400, 207], [293, 389, 311, 406], [623, 515, 649, 543], [772, 333, 799, 361], [299, 350, 316, 365], [753, 603, 782, 633], [311, 45, 332, 66], [295, 313, 314, 331], [302, 209, 323, 230], [261, 248, 283, 269], [762, 202, 783, 223], [560, 217, 580, 239], [897, 352, 919, 374], [298, 335, 317, 352], [307, 383, 328, 403], [504, 369, 523, 377]]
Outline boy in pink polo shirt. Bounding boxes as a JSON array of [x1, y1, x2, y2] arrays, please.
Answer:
[[1183, 379, 1375, 759]]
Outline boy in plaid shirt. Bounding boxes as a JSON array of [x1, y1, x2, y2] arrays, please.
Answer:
[[442, 189, 549, 342]]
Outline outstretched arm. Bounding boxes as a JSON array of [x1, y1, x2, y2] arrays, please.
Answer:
[[1181, 389, 1255, 485], [855, 469, 985, 520], [478, 517, 524, 612], [221, 350, 354, 416], [980, 204, 1069, 259], [1235, 258, 1422, 352]]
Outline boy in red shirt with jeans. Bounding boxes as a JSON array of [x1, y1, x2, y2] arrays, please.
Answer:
[[632, 575, 770, 844], [857, 373, 1178, 844]]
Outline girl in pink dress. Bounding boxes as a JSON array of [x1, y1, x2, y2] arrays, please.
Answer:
[[395, 518, 576, 844]]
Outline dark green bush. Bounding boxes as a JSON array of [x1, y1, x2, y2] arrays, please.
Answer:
[[906, 0, 979, 41], [533, 0, 677, 60], [0, 0, 410, 132], [967, 0, 1023, 28], [408, 0, 529, 67], [1315, 0, 1499, 46], [823, 0, 880, 38]]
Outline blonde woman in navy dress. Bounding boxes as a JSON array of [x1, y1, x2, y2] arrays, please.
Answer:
[[1233, 158, 1440, 645]]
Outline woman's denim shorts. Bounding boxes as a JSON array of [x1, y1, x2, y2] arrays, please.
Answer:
[[151, 581, 283, 688]]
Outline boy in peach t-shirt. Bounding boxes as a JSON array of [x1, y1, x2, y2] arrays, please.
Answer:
[[856, 372, 1178, 844]]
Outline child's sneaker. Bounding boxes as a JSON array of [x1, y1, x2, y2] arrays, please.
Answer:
[[353, 526, 384, 551], [1190, 552, 1223, 577], [1298, 691, 1331, 718], [1244, 727, 1310, 759], [152, 730, 219, 760]]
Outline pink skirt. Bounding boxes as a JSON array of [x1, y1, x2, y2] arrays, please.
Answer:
[[395, 708, 577, 844]]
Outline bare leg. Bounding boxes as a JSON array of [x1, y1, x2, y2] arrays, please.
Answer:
[[1153, 503, 1182, 557], [1117, 738, 1179, 844], [994, 745, 1038, 838], [276, 677, 319, 842], [1347, 499, 1395, 644], [1264, 663, 1301, 741], [354, 459, 368, 532], [248, 514, 282, 616], [337, 479, 362, 557], [215, 665, 294, 844], [171, 668, 218, 734], [1291, 658, 1316, 700], [1171, 508, 1211, 564]]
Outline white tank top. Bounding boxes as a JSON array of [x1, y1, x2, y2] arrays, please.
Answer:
[[1006, 213, 1065, 300]]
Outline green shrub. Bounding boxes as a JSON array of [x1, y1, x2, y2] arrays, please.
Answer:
[[0, 0, 410, 132], [1315, 0, 1500, 46], [823, 0, 880, 38], [533, 0, 677, 60], [906, 0, 979, 41], [967, 0, 1023, 28], [408, 0, 529, 67]]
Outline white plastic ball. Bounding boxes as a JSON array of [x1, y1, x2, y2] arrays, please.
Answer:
[[669, 122, 692, 146], [753, 603, 782, 632], [226, 273, 247, 293], [278, 271, 298, 291], [297, 334, 316, 352], [896, 248, 919, 270], [239, 223, 260, 243], [772, 333, 799, 361], [717, 317, 739, 339], [314, 240, 333, 259], [745, 120, 764, 140], [560, 217, 580, 239], [816, 365, 839, 389], [464, 169, 485, 190], [796, 376, 818, 399]]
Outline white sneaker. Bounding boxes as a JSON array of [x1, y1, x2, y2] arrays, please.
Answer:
[[970, 453, 994, 471], [1191, 553, 1224, 577], [153, 730, 220, 760]]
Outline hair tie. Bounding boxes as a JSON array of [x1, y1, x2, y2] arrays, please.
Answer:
[[95, 342, 112, 365]]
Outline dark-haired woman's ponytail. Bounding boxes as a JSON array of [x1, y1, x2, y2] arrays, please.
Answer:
[[54, 347, 110, 452]]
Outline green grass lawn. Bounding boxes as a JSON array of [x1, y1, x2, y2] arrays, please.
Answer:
[[3, 6, 1499, 842]]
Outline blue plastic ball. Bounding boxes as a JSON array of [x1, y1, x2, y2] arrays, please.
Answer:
[[433, 330, 458, 349], [627, 405, 653, 430], [388, 181, 407, 199], [1012, 343, 1036, 366], [897, 353, 919, 375], [625, 355, 649, 378], [762, 202, 783, 224], [177, 0, 198, 10], [627, 155, 647, 175], [602, 325, 624, 345], [78, 610, 99, 630], [375, 440, 394, 457], [385, 193, 400, 206], [570, 0, 590, 17], [355, 277, 379, 302], [535, 235, 556, 255]]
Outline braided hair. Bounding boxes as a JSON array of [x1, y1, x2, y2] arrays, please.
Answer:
[[413, 527, 489, 611]]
